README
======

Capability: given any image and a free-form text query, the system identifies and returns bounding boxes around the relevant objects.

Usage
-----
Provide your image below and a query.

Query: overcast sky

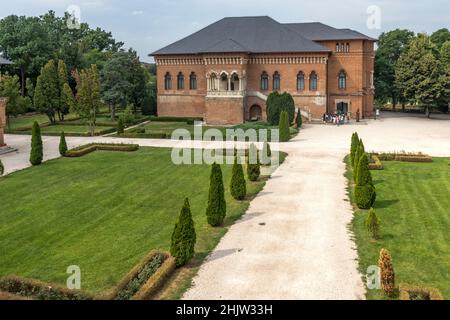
[1,0,449,62]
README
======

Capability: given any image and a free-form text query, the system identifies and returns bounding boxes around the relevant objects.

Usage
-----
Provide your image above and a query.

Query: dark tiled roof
[284,22,376,41]
[152,16,330,55]
[0,56,13,65]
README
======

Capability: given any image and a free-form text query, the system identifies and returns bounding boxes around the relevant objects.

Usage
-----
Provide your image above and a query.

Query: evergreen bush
[117,118,124,135]
[59,131,67,156]
[379,248,395,297]
[29,121,43,165]
[366,208,380,239]
[170,198,196,267]
[230,156,246,200]
[246,144,261,181]
[205,163,226,226]
[279,111,290,142]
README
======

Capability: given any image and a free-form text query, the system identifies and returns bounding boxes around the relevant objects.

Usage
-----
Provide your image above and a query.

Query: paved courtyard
[1,112,450,299]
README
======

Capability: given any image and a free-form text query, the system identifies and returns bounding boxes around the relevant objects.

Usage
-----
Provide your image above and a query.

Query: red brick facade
[154,40,374,124]
[0,98,6,146]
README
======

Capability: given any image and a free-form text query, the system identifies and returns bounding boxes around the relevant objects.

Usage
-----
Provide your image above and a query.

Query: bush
[356,153,373,186]
[368,154,383,170]
[0,159,4,176]
[117,118,124,135]
[353,140,365,180]
[230,156,246,200]
[278,111,290,142]
[261,141,271,165]
[350,132,359,167]
[266,92,295,125]
[206,163,226,226]
[378,248,395,297]
[170,198,196,267]
[296,108,303,128]
[366,208,380,239]
[246,144,261,181]
[355,184,377,209]
[29,121,43,165]
[59,131,67,156]
[120,106,135,125]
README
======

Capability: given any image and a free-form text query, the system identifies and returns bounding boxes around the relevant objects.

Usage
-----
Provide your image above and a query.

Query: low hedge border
[374,152,432,163]
[100,250,174,300]
[148,116,203,123]
[0,275,94,300]
[65,143,139,157]
[368,154,383,170]
[8,127,117,137]
[399,283,444,300]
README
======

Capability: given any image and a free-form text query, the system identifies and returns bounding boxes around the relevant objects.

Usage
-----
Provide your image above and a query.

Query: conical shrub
[378,248,395,297]
[261,141,272,165]
[296,108,302,129]
[59,131,67,156]
[0,159,4,176]
[246,143,260,181]
[350,132,359,167]
[356,153,373,186]
[230,156,246,200]
[353,139,365,181]
[354,153,376,209]
[366,208,380,239]
[206,163,226,226]
[30,121,43,165]
[170,198,196,267]
[279,111,290,142]
[117,118,124,135]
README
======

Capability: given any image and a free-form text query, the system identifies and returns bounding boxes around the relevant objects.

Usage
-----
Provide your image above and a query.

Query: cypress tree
[261,141,272,165]
[59,131,67,156]
[0,159,4,176]
[354,153,376,209]
[117,118,124,135]
[350,132,360,167]
[206,163,226,226]
[353,139,365,180]
[246,143,261,181]
[296,108,303,128]
[378,248,395,297]
[30,121,43,165]
[279,111,290,142]
[230,156,246,200]
[170,198,196,267]
[366,208,380,240]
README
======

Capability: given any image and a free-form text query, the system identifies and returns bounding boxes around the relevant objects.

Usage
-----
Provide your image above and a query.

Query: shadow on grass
[375,199,399,209]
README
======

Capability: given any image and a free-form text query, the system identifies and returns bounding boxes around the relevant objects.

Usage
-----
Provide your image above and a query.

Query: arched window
[273,71,280,91]
[340,43,345,52]
[297,72,305,91]
[189,72,197,90]
[209,73,218,91]
[309,72,318,91]
[164,72,172,90]
[336,43,340,52]
[338,71,347,89]
[260,71,269,91]
[177,72,184,90]
[346,43,350,52]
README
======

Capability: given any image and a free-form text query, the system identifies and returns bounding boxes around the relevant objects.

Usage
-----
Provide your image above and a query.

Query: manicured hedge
[8,127,117,137]
[375,152,432,163]
[65,143,139,157]
[399,283,444,300]
[0,275,93,300]
[368,155,383,170]
[101,250,174,300]
[148,116,203,123]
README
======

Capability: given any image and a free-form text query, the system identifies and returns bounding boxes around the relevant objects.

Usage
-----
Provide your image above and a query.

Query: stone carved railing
[206,90,246,98]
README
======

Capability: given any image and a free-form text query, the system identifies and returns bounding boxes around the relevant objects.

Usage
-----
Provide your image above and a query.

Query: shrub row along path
[2,112,450,299]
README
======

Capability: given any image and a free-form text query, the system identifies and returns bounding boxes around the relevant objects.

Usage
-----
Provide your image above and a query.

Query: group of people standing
[322,113,350,125]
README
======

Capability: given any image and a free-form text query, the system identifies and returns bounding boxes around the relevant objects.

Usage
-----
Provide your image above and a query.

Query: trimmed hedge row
[375,152,432,163]
[148,116,203,123]
[368,155,383,170]
[8,127,117,137]
[65,143,139,157]
[0,275,93,300]
[399,283,444,300]
[101,250,175,300]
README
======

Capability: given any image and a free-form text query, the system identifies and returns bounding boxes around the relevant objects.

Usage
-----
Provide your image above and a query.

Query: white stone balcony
[206,90,246,98]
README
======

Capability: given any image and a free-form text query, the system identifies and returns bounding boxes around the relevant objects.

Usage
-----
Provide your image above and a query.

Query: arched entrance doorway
[336,101,349,114]
[249,104,262,121]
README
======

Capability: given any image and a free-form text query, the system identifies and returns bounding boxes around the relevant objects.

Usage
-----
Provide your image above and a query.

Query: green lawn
[0,147,270,294]
[7,113,80,131]
[347,157,450,299]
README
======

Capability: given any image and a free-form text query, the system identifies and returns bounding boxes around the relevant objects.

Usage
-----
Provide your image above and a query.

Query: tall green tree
[0,75,29,130]
[29,121,43,165]
[56,60,70,121]
[395,34,446,117]
[230,156,246,200]
[430,28,450,51]
[34,60,59,123]
[374,29,414,109]
[69,65,101,136]
[206,163,226,226]
[170,198,196,267]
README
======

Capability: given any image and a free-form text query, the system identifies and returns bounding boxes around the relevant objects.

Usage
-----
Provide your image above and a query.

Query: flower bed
[0,275,93,300]
[102,250,175,300]
[399,283,444,300]
[64,143,139,157]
